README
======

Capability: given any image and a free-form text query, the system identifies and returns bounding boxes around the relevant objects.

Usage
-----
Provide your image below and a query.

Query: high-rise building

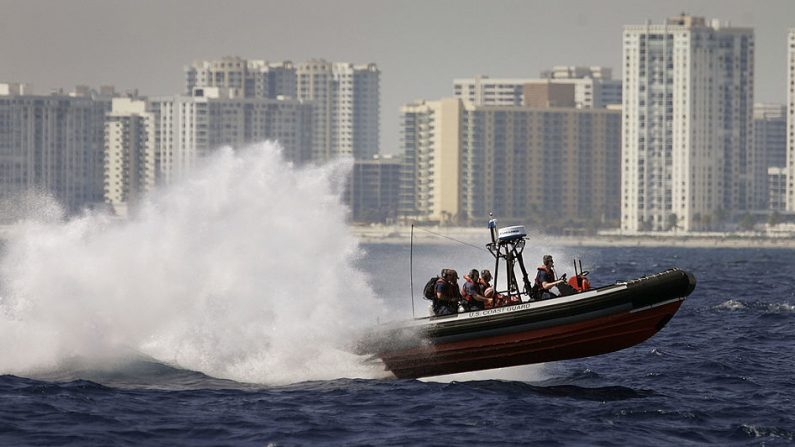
[187,57,380,162]
[540,66,614,80]
[346,155,401,223]
[787,29,795,211]
[622,15,754,232]
[769,167,787,211]
[0,84,112,216]
[453,76,528,106]
[399,98,621,226]
[755,104,788,168]
[104,98,156,216]
[753,103,786,210]
[297,60,380,161]
[453,67,622,109]
[523,83,576,108]
[540,66,623,108]
[150,88,313,185]
[185,57,296,99]
[398,98,462,223]
[459,104,621,226]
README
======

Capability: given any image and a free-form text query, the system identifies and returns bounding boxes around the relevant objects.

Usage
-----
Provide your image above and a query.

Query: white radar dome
[497,225,527,242]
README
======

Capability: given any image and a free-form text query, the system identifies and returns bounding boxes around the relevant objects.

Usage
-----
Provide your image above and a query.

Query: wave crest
[0,143,386,385]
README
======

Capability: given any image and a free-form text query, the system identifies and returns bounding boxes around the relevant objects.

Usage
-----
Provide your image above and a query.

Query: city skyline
[0,0,792,153]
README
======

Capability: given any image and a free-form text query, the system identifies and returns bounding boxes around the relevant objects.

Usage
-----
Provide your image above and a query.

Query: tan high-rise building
[398,98,462,223]
[458,104,621,226]
[523,83,576,108]
[399,98,621,226]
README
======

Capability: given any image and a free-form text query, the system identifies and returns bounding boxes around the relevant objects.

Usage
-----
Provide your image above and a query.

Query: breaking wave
[0,142,387,385]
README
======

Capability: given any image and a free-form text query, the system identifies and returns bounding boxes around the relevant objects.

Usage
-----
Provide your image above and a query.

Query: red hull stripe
[381,300,683,379]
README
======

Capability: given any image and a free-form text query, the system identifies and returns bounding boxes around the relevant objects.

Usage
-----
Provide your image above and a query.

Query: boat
[357,221,697,379]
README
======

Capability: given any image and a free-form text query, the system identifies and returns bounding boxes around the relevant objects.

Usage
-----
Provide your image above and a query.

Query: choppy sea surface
[1,243,793,446]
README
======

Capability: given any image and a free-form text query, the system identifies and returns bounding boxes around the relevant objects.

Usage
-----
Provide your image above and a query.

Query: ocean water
[1,144,793,446]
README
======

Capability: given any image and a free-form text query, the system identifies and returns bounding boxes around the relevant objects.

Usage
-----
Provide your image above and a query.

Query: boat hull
[361,269,696,379]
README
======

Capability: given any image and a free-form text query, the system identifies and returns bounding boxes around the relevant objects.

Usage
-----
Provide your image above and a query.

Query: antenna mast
[486,215,533,302]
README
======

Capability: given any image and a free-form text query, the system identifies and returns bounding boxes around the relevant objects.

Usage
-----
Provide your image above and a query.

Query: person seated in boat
[534,255,567,300]
[478,269,501,308]
[461,269,492,311]
[479,269,521,307]
[479,269,494,299]
[434,269,462,316]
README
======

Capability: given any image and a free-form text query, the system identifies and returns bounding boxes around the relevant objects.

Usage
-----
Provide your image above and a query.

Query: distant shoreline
[1,224,792,250]
[350,225,795,249]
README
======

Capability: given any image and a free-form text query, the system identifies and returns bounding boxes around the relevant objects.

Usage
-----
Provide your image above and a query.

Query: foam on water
[0,142,387,385]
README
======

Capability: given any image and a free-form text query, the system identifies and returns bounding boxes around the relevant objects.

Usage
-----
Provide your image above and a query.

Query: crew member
[434,269,461,316]
[461,269,492,311]
[479,269,494,299]
[534,255,566,300]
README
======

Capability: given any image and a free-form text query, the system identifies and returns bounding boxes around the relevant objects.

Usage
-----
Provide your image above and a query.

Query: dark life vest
[530,265,555,300]
[535,265,555,286]
[435,278,460,303]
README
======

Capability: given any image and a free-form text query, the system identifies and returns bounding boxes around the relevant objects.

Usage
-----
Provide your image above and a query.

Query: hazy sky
[1,0,792,153]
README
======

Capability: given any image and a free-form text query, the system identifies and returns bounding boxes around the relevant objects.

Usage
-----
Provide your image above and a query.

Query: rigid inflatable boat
[358,222,697,379]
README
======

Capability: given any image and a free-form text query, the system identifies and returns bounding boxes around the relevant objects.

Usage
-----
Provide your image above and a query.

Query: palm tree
[666,213,680,232]
[739,212,755,231]
[768,211,782,227]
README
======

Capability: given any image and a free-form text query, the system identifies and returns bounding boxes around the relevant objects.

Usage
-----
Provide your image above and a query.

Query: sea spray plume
[0,188,64,225]
[0,142,386,384]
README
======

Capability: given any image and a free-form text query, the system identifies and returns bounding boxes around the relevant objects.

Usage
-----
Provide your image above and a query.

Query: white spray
[0,142,387,385]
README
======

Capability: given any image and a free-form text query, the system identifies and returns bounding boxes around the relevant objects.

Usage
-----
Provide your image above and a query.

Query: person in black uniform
[534,255,566,300]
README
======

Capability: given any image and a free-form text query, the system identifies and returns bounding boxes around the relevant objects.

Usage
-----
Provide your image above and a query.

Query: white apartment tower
[622,15,754,232]
[185,57,297,99]
[104,98,156,216]
[150,89,313,185]
[187,57,380,162]
[0,84,112,215]
[297,60,380,161]
[787,29,795,211]
[453,76,528,106]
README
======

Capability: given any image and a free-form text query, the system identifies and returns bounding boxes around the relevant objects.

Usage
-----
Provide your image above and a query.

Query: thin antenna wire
[410,224,415,318]
[413,226,490,253]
